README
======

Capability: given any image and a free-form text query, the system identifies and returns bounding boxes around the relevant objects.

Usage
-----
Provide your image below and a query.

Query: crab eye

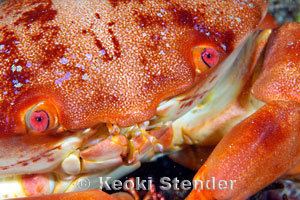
[25,101,58,134]
[201,48,219,68]
[192,46,220,73]
[29,110,49,132]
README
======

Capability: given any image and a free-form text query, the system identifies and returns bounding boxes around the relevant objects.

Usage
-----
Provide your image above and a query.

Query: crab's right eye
[28,110,50,132]
[201,48,220,68]
[192,45,221,73]
[25,102,58,134]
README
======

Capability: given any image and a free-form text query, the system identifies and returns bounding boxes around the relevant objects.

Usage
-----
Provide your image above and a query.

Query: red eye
[201,48,220,68]
[29,110,49,132]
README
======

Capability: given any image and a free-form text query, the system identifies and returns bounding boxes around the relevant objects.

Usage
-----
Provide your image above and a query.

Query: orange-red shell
[189,101,300,200]
[0,0,267,133]
[253,23,300,103]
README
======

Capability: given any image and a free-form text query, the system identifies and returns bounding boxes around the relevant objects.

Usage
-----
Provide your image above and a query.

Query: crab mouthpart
[0,133,81,177]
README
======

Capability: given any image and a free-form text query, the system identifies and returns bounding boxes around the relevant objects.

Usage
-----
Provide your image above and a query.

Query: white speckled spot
[86,53,93,61]
[159,50,166,55]
[60,57,69,65]
[99,50,106,56]
[82,73,90,81]
[14,83,23,88]
[55,72,72,86]
[26,62,32,68]
[235,17,241,23]
[16,65,23,72]
[11,65,16,72]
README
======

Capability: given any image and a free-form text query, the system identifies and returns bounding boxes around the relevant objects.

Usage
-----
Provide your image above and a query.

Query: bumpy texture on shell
[253,22,300,103]
[0,0,267,132]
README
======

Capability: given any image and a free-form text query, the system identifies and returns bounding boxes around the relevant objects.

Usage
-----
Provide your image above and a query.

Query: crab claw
[252,22,300,103]
[21,174,54,197]
[0,134,81,176]
[187,101,300,200]
[80,135,128,173]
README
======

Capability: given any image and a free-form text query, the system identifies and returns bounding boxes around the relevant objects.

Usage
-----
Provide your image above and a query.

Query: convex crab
[0,0,299,199]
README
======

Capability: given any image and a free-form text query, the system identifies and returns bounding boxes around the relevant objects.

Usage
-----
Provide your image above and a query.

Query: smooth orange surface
[188,101,300,200]
[17,190,118,200]
[258,13,278,29]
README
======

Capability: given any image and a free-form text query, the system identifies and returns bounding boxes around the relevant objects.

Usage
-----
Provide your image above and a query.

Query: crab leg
[187,101,300,200]
[188,22,300,200]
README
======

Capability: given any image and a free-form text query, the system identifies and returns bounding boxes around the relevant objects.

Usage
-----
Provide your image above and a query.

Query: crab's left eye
[192,46,221,73]
[25,101,58,134]
[29,110,49,132]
